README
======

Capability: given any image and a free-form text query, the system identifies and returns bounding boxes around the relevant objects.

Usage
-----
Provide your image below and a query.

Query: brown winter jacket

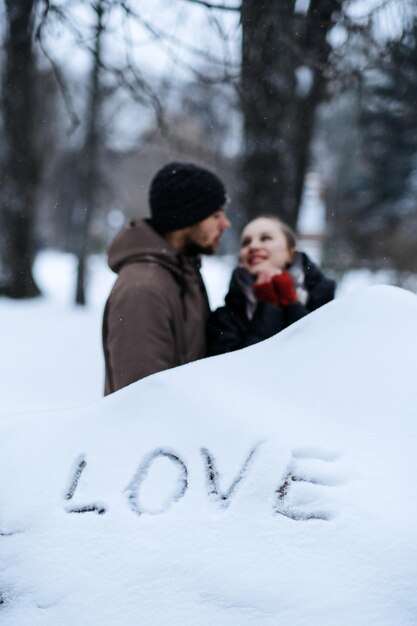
[103,220,210,395]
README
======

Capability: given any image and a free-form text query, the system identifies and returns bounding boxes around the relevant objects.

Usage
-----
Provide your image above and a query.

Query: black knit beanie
[149,162,227,234]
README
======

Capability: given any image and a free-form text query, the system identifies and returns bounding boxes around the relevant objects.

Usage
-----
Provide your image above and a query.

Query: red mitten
[253,279,281,305]
[271,271,298,306]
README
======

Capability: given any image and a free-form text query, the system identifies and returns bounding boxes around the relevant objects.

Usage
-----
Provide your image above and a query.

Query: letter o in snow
[125,449,188,516]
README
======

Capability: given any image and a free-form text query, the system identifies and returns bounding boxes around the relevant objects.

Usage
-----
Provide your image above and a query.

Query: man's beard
[183,240,217,256]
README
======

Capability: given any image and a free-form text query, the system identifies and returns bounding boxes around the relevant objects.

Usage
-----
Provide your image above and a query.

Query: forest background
[0,0,417,304]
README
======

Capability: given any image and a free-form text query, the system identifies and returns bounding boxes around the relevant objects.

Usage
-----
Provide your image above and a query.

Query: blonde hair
[241,215,297,251]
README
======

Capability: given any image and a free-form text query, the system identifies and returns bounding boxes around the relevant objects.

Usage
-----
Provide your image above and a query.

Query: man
[103,161,230,394]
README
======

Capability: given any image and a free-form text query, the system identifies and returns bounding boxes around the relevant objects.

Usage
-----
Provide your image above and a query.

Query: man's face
[184,209,231,255]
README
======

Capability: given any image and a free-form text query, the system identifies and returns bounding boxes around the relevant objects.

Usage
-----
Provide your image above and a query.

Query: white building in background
[296,171,327,264]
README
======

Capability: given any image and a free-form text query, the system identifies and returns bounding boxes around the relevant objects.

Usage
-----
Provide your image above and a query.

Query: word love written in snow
[64,445,337,522]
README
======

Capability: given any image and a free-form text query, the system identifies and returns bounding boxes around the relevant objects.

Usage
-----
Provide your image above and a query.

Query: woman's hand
[253,267,281,305]
[253,270,298,306]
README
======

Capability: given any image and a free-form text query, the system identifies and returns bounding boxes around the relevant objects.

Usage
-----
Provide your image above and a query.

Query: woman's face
[240,217,293,275]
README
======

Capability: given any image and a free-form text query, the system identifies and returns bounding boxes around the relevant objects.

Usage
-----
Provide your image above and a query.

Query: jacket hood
[108,219,181,276]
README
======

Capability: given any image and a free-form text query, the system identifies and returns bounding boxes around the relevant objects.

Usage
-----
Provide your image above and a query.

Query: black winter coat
[208,252,335,356]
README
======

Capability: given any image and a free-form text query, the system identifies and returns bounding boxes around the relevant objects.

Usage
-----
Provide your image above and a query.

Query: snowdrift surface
[1,285,417,626]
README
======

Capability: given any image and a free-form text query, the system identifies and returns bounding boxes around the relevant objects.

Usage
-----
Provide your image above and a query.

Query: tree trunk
[74,0,105,306]
[240,0,343,229]
[292,0,343,213]
[0,0,41,298]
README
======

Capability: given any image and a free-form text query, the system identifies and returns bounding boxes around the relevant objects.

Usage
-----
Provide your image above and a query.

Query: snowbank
[1,285,417,625]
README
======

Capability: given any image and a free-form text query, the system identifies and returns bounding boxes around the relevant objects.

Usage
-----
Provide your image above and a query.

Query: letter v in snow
[200,445,261,508]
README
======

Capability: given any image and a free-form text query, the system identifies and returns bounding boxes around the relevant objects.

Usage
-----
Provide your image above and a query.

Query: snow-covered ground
[0,258,416,624]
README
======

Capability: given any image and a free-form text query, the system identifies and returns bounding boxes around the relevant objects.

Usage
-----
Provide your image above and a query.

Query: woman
[208,216,335,355]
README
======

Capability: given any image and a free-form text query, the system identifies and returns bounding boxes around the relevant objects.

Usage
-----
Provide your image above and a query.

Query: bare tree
[73,0,106,305]
[180,0,414,231]
[0,0,41,298]
[35,0,170,304]
[239,0,343,229]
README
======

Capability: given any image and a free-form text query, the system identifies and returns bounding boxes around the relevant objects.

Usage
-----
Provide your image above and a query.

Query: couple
[103,162,335,395]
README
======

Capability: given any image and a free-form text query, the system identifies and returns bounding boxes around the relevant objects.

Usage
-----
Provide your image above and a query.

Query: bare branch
[117,0,239,85]
[347,0,415,21]
[119,0,239,69]
[35,2,81,133]
[175,0,241,12]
